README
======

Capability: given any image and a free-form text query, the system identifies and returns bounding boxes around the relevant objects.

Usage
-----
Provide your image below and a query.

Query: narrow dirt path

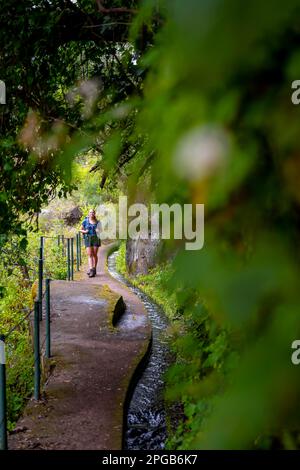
[9,243,151,450]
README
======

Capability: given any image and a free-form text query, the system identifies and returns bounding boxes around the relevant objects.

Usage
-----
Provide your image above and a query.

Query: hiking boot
[89,267,96,278]
[86,269,90,275]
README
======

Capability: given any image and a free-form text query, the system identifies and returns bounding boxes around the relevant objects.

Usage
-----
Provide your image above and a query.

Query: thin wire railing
[0,231,84,450]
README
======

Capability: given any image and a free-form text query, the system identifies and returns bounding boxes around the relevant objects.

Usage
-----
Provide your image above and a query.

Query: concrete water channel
[108,251,171,450]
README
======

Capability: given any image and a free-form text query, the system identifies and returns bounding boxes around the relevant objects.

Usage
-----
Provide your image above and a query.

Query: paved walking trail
[9,243,151,450]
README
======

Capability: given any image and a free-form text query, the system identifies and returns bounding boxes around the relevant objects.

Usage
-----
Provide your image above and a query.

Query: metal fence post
[0,335,7,451]
[38,236,44,321]
[71,238,74,280]
[61,234,65,257]
[67,238,70,281]
[79,232,82,265]
[76,234,80,271]
[34,301,40,400]
[57,235,60,247]
[45,279,51,359]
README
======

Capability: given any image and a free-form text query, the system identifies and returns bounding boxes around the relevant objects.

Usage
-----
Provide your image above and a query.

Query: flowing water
[107,251,170,450]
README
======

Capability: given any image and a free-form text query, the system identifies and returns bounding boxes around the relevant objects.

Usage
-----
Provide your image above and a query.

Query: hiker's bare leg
[92,246,99,271]
[86,247,94,269]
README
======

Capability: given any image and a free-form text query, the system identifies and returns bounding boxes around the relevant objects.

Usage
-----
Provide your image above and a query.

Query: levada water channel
[107,250,172,450]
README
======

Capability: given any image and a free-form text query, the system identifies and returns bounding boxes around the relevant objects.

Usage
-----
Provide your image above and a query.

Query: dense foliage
[113,1,300,449]
[0,0,146,241]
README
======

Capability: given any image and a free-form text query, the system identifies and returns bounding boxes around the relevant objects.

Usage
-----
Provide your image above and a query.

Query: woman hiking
[80,209,101,278]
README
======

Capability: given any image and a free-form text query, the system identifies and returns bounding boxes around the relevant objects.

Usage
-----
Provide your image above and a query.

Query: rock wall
[126,237,161,275]
[63,206,83,226]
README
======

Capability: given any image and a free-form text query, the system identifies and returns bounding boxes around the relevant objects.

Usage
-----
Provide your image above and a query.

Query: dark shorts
[84,235,101,248]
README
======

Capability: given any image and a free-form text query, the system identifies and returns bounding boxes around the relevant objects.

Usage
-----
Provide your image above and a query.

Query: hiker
[80,209,101,278]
